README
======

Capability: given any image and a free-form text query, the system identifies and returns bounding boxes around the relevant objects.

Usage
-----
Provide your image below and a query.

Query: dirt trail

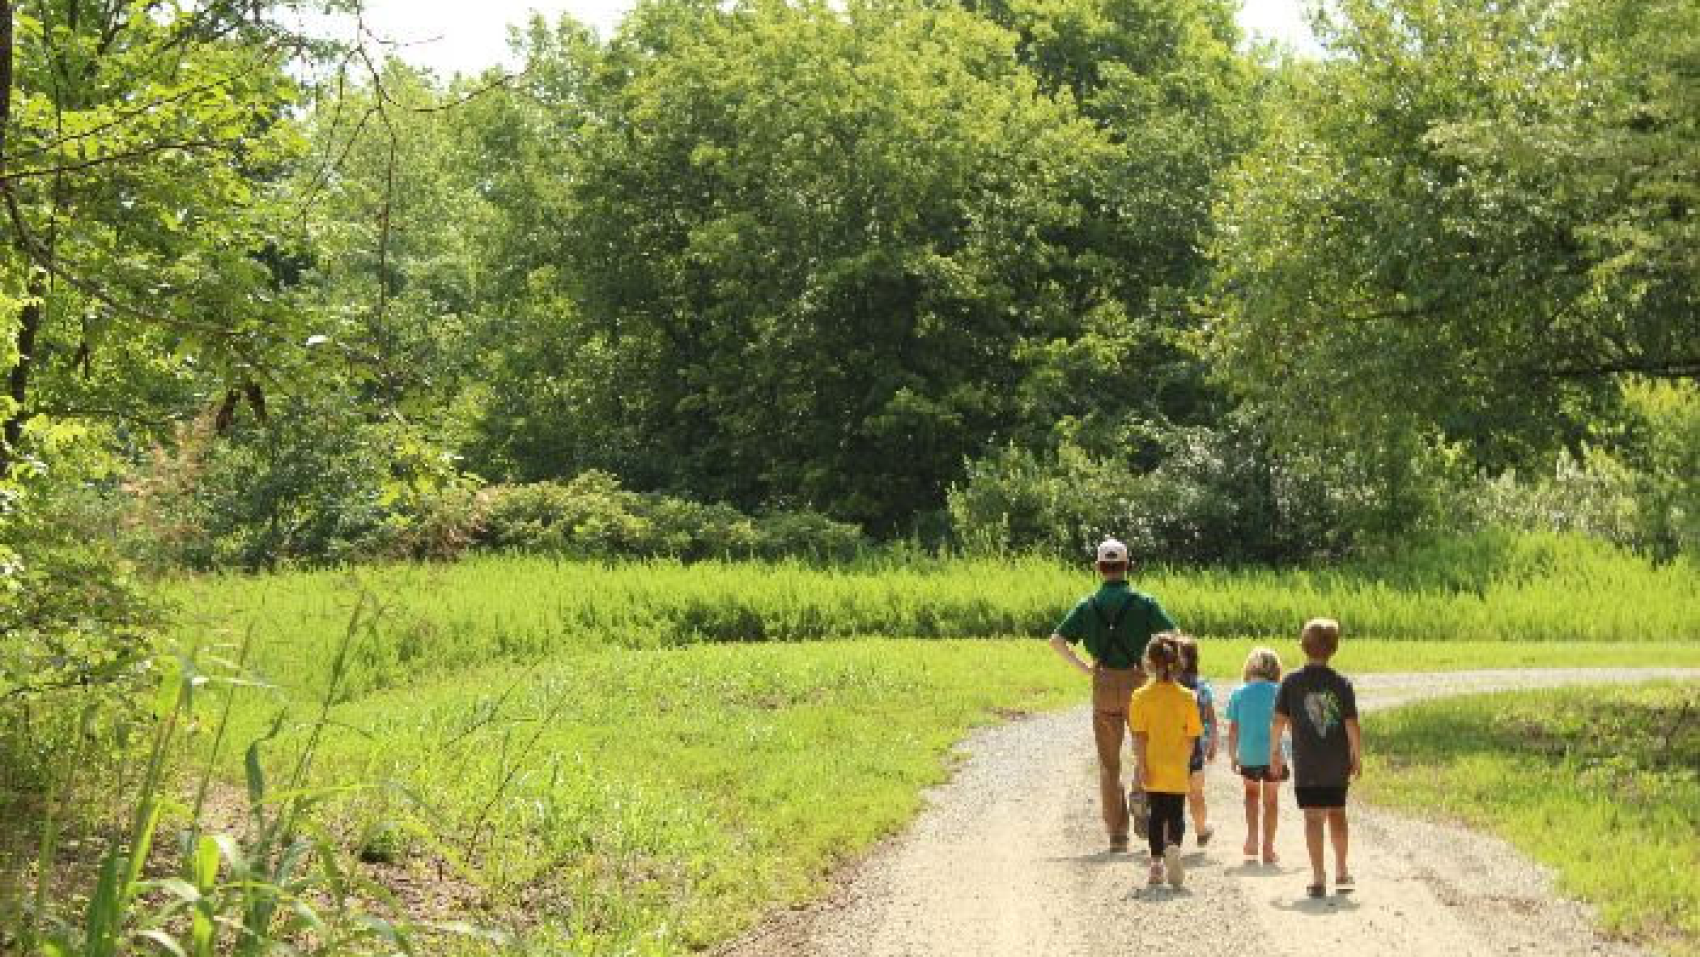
[719,668,1697,957]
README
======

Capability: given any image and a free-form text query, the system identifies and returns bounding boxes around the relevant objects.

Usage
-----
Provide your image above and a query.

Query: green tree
[1209,0,1700,480]
[0,1,349,477]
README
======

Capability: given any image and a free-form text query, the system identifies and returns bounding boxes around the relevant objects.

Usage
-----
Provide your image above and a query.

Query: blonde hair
[1242,646,1283,682]
[1145,633,1182,683]
[1300,618,1341,659]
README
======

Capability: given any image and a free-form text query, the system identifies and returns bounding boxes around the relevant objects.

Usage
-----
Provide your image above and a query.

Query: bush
[0,452,159,830]
[947,419,1348,564]
[475,472,867,562]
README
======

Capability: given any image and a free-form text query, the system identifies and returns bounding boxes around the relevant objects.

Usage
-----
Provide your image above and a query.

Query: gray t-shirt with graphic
[1273,664,1358,788]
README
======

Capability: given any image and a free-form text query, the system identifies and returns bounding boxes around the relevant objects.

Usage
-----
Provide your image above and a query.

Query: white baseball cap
[1096,538,1129,563]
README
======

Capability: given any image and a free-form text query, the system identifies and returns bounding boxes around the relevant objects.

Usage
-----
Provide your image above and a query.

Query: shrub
[476,473,866,562]
[947,420,1348,564]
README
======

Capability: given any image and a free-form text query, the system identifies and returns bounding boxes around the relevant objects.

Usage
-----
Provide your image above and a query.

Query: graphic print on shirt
[1302,690,1344,739]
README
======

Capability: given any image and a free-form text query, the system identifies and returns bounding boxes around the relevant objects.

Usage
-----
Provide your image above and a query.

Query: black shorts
[1294,785,1348,809]
[1239,765,1289,783]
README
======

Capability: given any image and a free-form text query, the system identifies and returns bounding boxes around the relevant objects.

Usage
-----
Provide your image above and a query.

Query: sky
[340,0,1321,77]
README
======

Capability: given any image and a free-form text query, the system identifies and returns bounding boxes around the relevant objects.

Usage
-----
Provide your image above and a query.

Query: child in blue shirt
[1175,636,1217,846]
[1225,646,1287,863]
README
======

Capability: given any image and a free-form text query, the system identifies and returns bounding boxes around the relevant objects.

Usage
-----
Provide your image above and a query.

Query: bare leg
[1242,778,1260,856]
[1261,782,1281,862]
[1188,770,1210,836]
[1328,808,1350,880]
[1304,809,1327,888]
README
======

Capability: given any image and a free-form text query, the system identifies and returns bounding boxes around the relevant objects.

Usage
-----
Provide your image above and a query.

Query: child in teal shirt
[1225,646,1287,863]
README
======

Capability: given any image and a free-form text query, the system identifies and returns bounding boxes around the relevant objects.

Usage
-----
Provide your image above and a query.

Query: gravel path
[718,668,1698,957]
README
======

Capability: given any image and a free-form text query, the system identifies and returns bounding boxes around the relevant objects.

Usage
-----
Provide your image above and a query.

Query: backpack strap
[1090,592,1143,665]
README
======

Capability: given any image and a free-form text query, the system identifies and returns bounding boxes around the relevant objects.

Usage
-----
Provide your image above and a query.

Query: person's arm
[1227,719,1241,773]
[1203,699,1219,762]
[1270,713,1289,779]
[1342,677,1361,778]
[1132,731,1150,788]
[1048,633,1094,677]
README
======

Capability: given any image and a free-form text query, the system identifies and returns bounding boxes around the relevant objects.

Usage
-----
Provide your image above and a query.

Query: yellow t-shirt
[1129,680,1203,794]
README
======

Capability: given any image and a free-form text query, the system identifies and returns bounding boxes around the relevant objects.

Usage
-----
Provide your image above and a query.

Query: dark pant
[1147,792,1186,857]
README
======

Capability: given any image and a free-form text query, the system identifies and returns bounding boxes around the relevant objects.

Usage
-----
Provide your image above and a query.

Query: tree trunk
[0,1,17,480]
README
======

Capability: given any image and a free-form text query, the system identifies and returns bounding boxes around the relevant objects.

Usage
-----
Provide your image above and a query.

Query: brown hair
[1174,634,1200,678]
[1145,633,1182,683]
[1242,646,1283,682]
[1300,618,1341,659]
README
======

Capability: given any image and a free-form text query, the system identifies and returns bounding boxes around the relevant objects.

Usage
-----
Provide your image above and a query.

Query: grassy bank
[1363,685,1700,955]
[219,639,1081,952]
[165,533,1700,699]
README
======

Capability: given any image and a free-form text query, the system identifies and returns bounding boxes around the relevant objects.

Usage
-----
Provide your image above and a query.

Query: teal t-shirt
[1226,679,1279,767]
[1053,581,1177,669]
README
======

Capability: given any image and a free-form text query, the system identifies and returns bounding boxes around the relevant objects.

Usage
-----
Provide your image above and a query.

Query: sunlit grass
[1363,685,1700,956]
[163,534,1700,701]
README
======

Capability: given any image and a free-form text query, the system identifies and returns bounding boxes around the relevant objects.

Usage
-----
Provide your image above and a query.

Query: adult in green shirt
[1048,538,1179,852]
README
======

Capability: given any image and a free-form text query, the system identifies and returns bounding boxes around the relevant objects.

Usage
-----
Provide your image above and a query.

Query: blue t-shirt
[1226,679,1280,768]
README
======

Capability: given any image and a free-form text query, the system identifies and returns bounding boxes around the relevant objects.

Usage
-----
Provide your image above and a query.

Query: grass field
[34,539,1695,953]
[164,532,1700,701]
[191,632,1700,954]
[1363,685,1700,956]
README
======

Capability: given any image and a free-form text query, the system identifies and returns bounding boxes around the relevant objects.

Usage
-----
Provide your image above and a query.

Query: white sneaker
[1164,843,1185,887]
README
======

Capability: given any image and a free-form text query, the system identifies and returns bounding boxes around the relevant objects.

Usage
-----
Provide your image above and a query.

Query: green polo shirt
[1054,580,1177,669]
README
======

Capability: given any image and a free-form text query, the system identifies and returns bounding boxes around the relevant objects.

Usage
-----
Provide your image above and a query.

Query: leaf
[244,739,267,808]
[138,929,189,957]
[144,878,202,903]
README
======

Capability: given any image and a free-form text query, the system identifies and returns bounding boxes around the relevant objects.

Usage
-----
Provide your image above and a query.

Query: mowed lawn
[1362,685,1700,956]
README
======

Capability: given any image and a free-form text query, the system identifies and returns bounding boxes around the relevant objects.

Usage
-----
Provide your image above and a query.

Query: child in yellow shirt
[1129,633,1202,887]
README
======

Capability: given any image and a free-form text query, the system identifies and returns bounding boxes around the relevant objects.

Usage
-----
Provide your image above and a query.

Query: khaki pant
[1092,665,1147,841]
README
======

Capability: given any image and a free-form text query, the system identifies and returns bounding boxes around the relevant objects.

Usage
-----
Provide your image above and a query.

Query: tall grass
[6,598,502,957]
[163,531,1700,700]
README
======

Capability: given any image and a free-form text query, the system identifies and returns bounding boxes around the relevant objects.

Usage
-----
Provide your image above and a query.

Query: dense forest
[2,0,1697,684]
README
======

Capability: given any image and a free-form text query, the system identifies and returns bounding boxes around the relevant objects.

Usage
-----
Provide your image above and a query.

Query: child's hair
[1242,646,1283,682]
[1174,634,1200,677]
[1300,618,1341,659]
[1145,633,1182,682]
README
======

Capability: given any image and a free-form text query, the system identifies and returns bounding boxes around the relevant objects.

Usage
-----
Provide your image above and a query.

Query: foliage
[0,436,158,807]
[123,401,470,571]
[1458,381,1700,559]
[474,0,1253,530]
[4,598,505,956]
[476,471,865,561]
[1364,685,1700,953]
[0,1,346,478]
[1208,0,1700,483]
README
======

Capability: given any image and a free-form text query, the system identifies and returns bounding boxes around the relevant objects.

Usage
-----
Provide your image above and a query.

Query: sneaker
[1164,843,1185,887]
[1147,861,1165,886]
[1108,836,1129,853]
